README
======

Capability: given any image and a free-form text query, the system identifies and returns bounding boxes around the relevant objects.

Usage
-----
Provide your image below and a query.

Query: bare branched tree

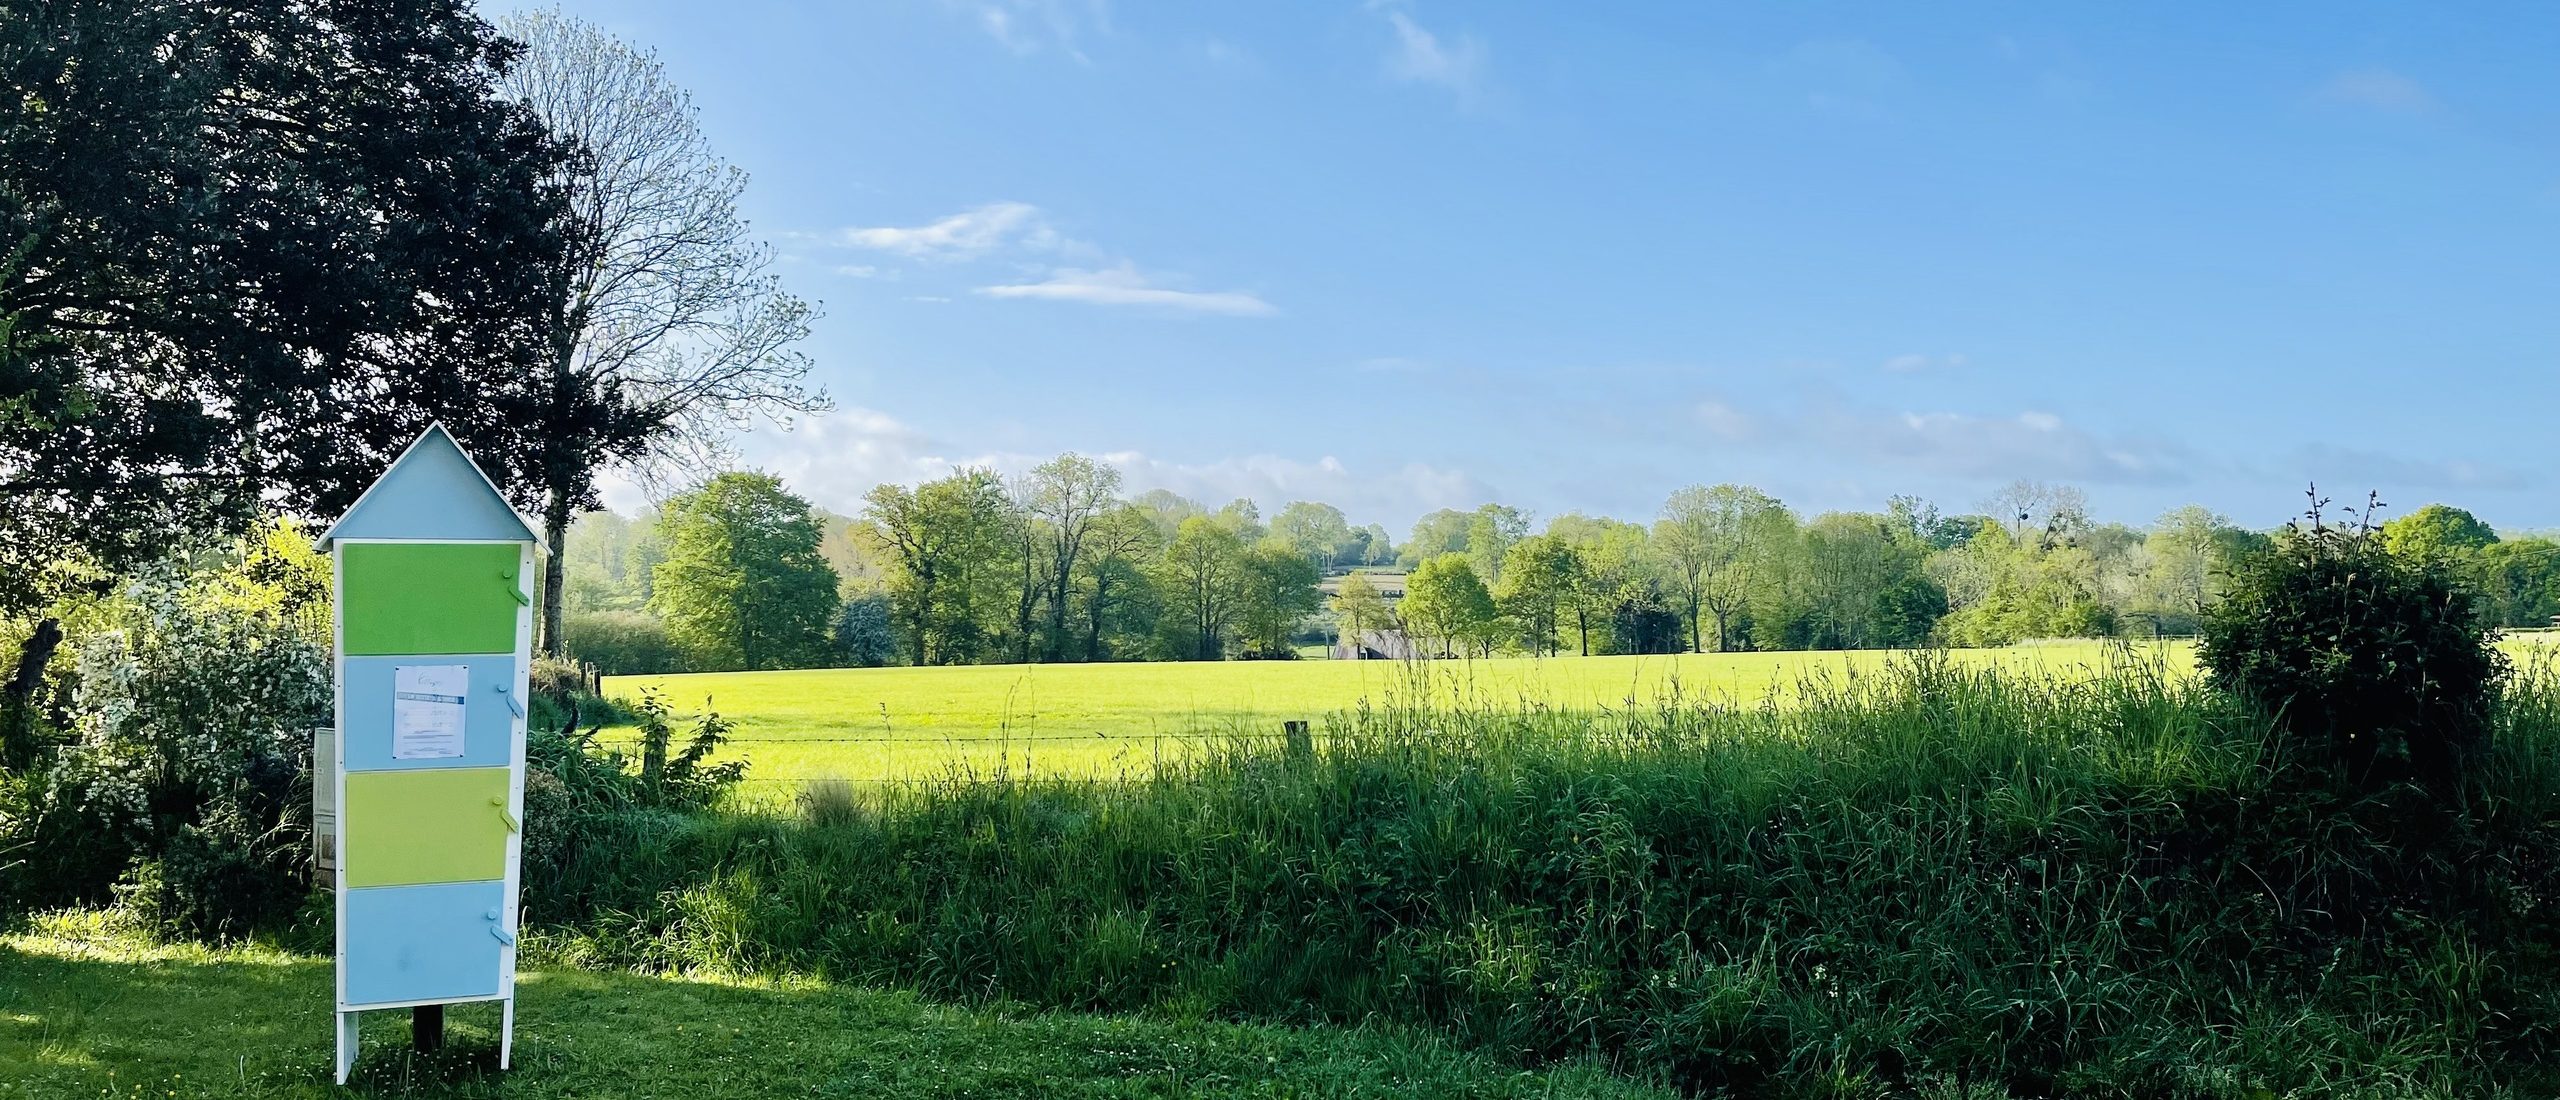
[499,8,828,654]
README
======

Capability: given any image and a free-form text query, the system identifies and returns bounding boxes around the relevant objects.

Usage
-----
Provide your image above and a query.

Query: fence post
[1284,720,1313,765]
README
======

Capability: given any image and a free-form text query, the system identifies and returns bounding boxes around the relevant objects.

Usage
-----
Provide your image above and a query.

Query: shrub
[564,610,685,675]
[799,775,863,828]
[831,593,899,668]
[11,548,329,935]
[2201,491,2506,791]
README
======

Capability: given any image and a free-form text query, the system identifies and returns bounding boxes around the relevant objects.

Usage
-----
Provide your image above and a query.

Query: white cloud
[820,204,1267,315]
[1671,390,2191,486]
[1826,404,2188,484]
[1695,400,1757,441]
[977,264,1276,316]
[714,407,1484,530]
[2016,410,2064,432]
[2318,68,2434,114]
[1100,450,1489,526]
[1376,4,1486,102]
[954,0,1108,62]
[836,201,1053,259]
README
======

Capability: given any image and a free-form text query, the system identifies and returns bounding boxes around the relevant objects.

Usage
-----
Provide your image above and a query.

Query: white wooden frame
[330,535,532,1082]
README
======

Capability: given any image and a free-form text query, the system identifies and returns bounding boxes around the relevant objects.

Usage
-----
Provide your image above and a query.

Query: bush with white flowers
[11,523,332,936]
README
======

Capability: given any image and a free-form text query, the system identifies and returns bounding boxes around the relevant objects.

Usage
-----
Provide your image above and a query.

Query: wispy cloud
[697,406,1484,530]
[835,201,1054,260]
[2318,68,2434,114]
[1374,2,1487,103]
[2283,443,2532,492]
[1770,39,1905,118]
[1816,403,2189,484]
[1694,400,1758,442]
[952,0,1109,63]
[822,202,1270,316]
[977,264,1276,316]
[1678,390,2193,485]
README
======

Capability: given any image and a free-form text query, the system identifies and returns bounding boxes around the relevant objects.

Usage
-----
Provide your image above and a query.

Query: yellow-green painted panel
[341,543,523,656]
[343,768,512,888]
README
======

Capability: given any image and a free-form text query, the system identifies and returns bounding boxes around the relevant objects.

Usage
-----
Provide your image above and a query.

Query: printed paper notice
[392,665,468,760]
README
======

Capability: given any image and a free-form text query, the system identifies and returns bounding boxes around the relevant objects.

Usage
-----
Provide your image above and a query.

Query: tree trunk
[540,484,571,658]
[1,617,64,772]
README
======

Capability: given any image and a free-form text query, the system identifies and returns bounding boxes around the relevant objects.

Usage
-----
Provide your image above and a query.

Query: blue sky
[515,1,2560,536]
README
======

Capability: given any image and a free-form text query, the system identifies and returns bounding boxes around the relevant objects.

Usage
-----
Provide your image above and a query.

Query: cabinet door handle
[489,925,516,947]
[501,570,531,606]
[490,682,524,718]
[491,796,520,833]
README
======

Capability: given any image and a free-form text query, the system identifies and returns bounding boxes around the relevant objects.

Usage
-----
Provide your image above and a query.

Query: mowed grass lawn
[605,642,2193,789]
[0,913,1662,1099]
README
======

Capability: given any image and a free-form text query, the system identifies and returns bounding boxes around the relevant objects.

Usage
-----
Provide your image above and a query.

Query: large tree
[1329,572,1395,656]
[2,0,577,740]
[1403,554,1497,658]
[1024,454,1122,661]
[1077,504,1162,661]
[1495,535,1581,657]
[2379,504,2499,564]
[648,472,840,671]
[1158,517,1246,660]
[1236,544,1322,657]
[1655,484,1791,652]
[1270,501,1353,570]
[497,9,825,657]
[864,470,1013,666]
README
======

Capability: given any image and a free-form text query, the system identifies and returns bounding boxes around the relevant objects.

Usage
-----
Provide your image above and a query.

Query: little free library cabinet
[315,424,536,1082]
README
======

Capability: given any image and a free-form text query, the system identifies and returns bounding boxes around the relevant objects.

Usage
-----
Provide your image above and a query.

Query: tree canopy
[650,472,840,671]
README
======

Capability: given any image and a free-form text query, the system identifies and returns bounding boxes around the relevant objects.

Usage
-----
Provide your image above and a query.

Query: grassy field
[605,642,2192,787]
[0,911,1664,1099]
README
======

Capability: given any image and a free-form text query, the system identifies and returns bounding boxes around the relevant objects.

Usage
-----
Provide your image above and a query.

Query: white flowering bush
[9,522,331,937]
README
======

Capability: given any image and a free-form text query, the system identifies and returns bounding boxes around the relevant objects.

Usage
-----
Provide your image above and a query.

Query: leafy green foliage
[2379,504,2500,563]
[832,592,901,667]
[1403,553,1498,657]
[1156,517,1247,660]
[562,609,685,675]
[1234,544,1320,658]
[650,472,840,671]
[2,524,330,933]
[0,0,578,614]
[2202,494,2507,790]
[522,659,2560,1097]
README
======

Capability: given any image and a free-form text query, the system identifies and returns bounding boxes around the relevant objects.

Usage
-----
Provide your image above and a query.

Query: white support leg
[500,997,515,1070]
[334,1010,358,1084]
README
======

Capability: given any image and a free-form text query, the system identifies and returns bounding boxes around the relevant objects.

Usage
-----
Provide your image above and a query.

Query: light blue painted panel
[340,656,519,771]
[325,427,534,544]
[343,881,508,1005]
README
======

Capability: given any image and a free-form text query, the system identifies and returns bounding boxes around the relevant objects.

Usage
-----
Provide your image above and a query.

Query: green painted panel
[344,768,512,888]
[342,543,523,655]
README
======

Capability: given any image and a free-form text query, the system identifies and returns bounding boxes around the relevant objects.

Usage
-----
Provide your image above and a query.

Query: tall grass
[525,651,2560,1098]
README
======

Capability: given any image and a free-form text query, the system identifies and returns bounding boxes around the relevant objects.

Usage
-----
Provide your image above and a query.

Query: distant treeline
[559,461,2560,675]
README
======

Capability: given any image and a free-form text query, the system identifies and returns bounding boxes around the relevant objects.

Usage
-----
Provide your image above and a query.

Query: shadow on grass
[0,926,1664,1099]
